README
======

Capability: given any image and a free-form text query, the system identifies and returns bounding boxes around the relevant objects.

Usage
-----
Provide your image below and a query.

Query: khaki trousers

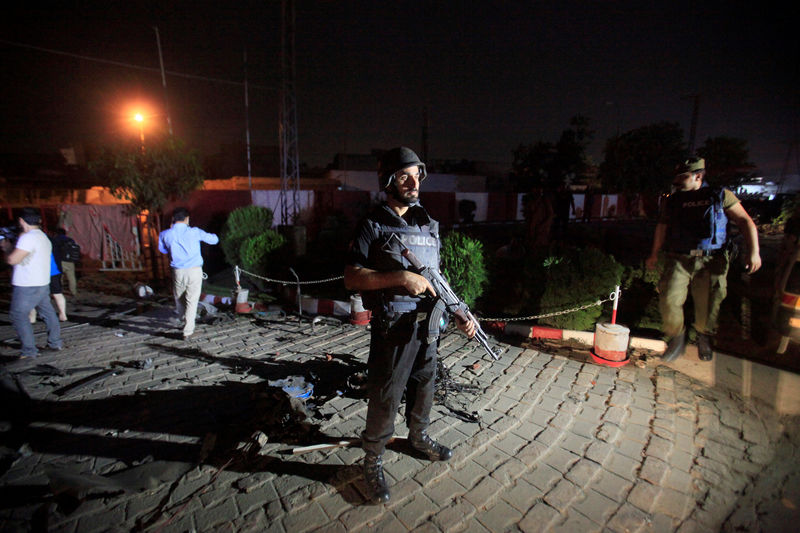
[173,266,203,337]
[658,251,730,339]
[61,261,77,296]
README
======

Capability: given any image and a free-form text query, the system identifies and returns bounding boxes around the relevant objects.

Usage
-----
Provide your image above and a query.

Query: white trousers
[173,266,203,337]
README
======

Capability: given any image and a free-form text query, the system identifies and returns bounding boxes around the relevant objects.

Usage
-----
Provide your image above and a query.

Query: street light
[133,112,145,153]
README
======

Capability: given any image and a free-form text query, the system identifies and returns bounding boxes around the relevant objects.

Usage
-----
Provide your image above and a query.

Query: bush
[521,243,623,331]
[221,206,275,267]
[440,232,488,308]
[618,263,662,332]
[240,231,287,276]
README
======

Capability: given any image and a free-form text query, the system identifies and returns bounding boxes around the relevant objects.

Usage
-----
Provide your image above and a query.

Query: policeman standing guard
[344,147,476,503]
[646,157,761,362]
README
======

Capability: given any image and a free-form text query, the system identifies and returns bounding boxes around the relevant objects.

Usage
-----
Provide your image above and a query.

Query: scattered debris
[268,376,314,399]
[435,360,483,424]
[291,439,359,455]
[53,369,120,397]
[197,301,218,317]
[345,372,367,393]
[133,283,154,298]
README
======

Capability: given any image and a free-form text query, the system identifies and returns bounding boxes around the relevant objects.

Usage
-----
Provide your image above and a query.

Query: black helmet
[377,147,427,190]
[675,157,705,175]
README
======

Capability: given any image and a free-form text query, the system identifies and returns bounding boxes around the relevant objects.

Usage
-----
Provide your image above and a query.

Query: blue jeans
[10,285,62,357]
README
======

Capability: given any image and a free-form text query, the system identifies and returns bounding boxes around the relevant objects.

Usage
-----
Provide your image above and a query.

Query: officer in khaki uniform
[646,157,761,361]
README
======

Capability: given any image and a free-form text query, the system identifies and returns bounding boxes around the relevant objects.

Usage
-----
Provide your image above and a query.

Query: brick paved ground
[1,289,799,532]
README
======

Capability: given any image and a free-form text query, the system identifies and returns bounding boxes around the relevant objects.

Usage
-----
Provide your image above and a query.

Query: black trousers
[361,312,438,455]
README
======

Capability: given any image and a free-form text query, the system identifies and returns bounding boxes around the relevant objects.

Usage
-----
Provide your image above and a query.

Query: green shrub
[521,244,623,331]
[221,206,275,267]
[240,231,287,276]
[618,263,662,332]
[440,232,488,308]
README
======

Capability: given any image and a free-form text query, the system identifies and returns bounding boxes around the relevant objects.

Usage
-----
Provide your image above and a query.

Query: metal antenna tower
[681,93,701,153]
[279,0,300,225]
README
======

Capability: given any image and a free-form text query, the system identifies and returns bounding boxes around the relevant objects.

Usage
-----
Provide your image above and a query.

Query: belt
[385,301,419,313]
[669,248,723,257]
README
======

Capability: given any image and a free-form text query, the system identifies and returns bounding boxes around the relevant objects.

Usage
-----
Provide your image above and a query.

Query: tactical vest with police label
[360,205,440,314]
[664,185,728,253]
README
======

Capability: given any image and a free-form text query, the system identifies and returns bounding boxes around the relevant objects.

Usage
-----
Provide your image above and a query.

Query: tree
[598,121,686,195]
[89,137,206,279]
[512,116,594,191]
[697,136,755,187]
[89,137,205,215]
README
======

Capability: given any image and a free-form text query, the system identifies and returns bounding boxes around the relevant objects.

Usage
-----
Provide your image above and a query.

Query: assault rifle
[389,234,501,360]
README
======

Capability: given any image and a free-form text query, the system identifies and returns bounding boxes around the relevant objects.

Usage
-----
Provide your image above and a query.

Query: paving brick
[337,494,385,530]
[194,497,241,530]
[413,460,451,486]
[616,437,646,460]
[383,455,424,482]
[490,456,527,485]
[603,405,628,426]
[367,510,409,532]
[572,488,619,526]
[463,474,505,510]
[450,462,490,490]
[423,475,468,504]
[544,446,581,473]
[518,502,562,533]
[430,499,477,531]
[627,480,661,513]
[645,435,674,461]
[544,478,582,512]
[565,458,602,488]
[639,456,669,485]
[524,463,563,492]
[476,499,524,532]
[493,431,528,457]
[472,444,512,472]
[590,470,634,503]
[596,422,622,444]
[535,426,564,446]
[394,493,436,530]
[607,502,648,533]
[501,478,543,513]
[550,509,602,533]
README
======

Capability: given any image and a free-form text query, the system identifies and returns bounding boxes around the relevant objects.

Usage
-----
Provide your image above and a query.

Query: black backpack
[63,238,81,262]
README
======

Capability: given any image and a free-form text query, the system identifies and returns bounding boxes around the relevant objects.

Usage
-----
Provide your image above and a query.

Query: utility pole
[681,93,701,153]
[243,47,253,189]
[422,107,430,163]
[153,26,173,136]
[279,0,300,226]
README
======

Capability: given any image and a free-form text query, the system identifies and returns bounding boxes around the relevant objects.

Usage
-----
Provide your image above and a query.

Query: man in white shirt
[1,208,62,358]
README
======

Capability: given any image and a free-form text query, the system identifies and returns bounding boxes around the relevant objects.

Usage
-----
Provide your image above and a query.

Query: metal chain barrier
[480,288,620,322]
[235,265,343,286]
[235,264,621,325]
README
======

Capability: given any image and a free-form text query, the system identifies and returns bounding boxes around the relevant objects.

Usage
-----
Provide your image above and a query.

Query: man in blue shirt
[158,207,219,339]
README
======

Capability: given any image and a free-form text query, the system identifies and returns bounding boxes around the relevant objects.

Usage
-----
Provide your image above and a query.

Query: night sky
[1,1,797,177]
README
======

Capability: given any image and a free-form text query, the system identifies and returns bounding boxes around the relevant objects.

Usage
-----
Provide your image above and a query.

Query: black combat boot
[696,333,714,361]
[409,431,453,461]
[363,452,390,503]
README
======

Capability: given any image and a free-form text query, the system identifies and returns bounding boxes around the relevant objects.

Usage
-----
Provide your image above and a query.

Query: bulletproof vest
[360,205,440,314]
[664,185,728,252]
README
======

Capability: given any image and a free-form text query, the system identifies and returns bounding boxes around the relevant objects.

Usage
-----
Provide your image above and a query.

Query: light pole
[134,113,145,153]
